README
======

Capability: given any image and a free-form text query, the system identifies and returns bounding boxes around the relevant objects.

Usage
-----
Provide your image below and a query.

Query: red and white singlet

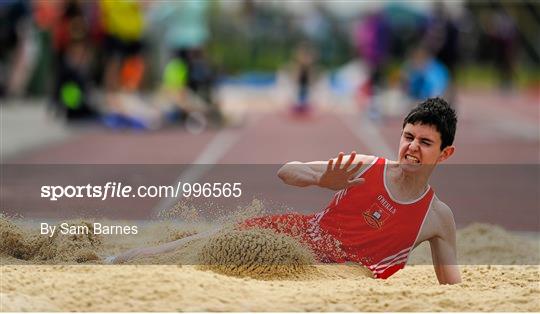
[312,157,435,278]
[241,157,434,279]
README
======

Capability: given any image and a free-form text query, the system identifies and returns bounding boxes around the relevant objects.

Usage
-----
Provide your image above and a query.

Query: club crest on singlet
[363,195,397,229]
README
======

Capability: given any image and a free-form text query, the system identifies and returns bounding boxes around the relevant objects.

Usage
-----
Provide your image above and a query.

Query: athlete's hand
[318,151,365,191]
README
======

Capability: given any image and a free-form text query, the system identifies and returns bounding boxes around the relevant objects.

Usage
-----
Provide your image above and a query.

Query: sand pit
[1,218,539,312]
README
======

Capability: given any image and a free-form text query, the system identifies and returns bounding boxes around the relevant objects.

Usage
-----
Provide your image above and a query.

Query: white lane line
[152,130,242,215]
[152,114,260,215]
[338,111,394,159]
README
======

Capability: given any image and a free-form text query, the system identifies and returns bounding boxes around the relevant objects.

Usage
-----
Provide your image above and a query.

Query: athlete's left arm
[429,201,462,285]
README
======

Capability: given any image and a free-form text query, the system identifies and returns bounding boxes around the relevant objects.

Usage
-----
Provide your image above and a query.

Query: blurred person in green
[51,0,97,120]
[147,0,221,124]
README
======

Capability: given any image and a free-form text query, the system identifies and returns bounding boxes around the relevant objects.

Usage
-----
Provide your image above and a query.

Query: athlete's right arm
[277,152,374,190]
[429,201,462,285]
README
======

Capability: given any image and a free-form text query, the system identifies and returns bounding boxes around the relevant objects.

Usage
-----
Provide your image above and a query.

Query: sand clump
[34,221,101,263]
[0,218,102,263]
[0,217,39,260]
[197,228,318,280]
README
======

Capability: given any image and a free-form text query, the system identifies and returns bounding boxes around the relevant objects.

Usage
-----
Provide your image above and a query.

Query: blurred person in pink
[354,11,390,121]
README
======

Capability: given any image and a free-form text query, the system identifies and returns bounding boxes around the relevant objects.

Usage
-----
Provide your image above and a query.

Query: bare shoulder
[418,196,456,244]
[431,197,454,220]
[429,196,457,238]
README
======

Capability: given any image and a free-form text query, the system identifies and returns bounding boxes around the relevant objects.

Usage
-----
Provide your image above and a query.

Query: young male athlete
[110,97,461,285]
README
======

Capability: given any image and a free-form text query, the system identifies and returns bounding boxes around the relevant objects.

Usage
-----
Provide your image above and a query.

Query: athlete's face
[398,123,454,172]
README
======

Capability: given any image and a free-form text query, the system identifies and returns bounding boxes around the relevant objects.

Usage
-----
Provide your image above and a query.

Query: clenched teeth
[406,155,420,163]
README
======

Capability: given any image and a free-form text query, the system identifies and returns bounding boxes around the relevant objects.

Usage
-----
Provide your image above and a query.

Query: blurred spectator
[425,2,459,104]
[383,4,428,61]
[404,45,449,102]
[51,0,97,120]
[298,3,332,66]
[292,42,317,114]
[100,0,145,94]
[479,8,518,90]
[240,0,263,68]
[0,0,36,97]
[354,11,390,120]
[148,0,211,96]
[354,11,389,90]
[97,0,162,129]
[148,0,222,125]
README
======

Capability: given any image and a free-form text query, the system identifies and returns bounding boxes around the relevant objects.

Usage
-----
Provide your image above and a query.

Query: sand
[1,216,539,312]
[0,218,101,264]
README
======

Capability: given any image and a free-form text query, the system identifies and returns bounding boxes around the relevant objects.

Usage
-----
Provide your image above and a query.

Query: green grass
[456,64,540,89]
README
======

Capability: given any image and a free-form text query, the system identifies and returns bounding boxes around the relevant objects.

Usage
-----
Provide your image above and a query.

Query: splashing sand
[157,199,267,226]
[0,217,39,260]
[0,218,101,263]
[197,228,317,280]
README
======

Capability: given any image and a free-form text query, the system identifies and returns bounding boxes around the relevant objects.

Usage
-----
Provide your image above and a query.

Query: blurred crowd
[0,0,538,127]
[1,0,220,130]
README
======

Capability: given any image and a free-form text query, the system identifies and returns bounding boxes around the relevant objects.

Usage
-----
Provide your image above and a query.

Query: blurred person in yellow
[100,0,145,94]
[98,0,163,129]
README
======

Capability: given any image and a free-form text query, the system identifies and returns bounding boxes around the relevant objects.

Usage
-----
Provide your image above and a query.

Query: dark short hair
[402,97,457,149]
